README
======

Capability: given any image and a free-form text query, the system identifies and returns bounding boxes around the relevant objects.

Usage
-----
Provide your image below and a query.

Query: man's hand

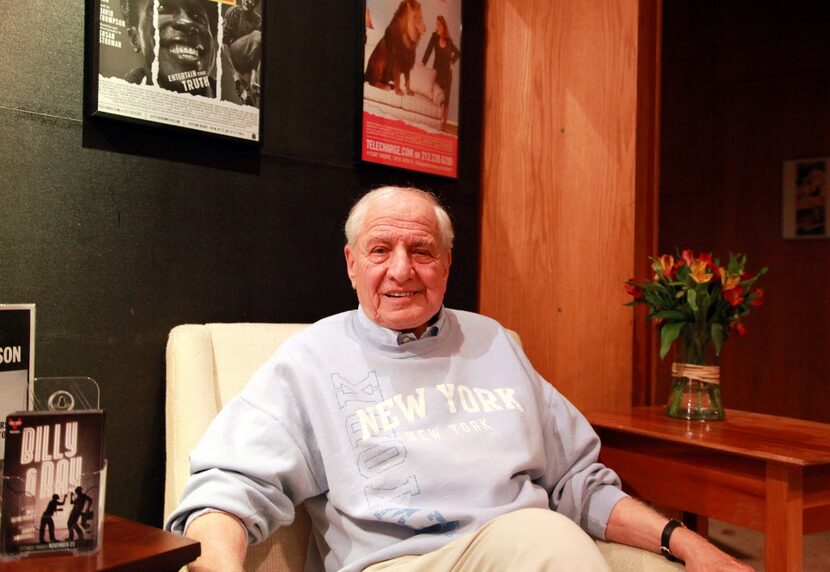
[669,526,753,572]
[605,497,753,571]
[185,512,248,572]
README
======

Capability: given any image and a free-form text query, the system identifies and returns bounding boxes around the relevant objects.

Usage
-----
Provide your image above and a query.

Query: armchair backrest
[165,323,311,572]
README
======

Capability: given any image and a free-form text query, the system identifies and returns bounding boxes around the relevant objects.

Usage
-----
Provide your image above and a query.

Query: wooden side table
[587,406,830,572]
[0,514,200,571]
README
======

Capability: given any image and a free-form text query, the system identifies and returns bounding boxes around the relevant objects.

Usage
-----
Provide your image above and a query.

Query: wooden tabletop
[0,514,200,571]
[587,406,830,466]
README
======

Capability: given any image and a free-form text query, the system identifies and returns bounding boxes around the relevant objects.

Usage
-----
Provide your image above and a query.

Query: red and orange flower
[625,250,767,361]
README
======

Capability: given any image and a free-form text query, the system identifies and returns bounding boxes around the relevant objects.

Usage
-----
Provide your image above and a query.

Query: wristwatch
[660,519,685,563]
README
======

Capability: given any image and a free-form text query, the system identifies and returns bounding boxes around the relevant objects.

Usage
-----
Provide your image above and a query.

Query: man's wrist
[660,518,686,563]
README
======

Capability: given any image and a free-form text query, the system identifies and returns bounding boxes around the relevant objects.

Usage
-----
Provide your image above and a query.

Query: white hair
[344,186,455,250]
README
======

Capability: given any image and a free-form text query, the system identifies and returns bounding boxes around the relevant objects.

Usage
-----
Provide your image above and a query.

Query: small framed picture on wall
[782,156,830,239]
[86,0,264,142]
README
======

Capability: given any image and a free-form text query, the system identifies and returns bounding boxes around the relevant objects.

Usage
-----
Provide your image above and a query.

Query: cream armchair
[164,323,684,572]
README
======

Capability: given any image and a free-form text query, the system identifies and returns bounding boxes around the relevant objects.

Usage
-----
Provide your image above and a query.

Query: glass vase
[666,333,725,421]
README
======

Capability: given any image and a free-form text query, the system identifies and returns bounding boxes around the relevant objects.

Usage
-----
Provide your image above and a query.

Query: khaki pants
[364,508,612,572]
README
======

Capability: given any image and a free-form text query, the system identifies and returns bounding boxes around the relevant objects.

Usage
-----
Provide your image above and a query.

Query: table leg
[682,512,708,538]
[765,463,803,572]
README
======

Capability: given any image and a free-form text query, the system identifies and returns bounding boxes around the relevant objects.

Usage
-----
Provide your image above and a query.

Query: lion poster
[362,0,462,178]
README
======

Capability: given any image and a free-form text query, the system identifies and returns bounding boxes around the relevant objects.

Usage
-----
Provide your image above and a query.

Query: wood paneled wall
[480,0,654,412]
[660,1,830,422]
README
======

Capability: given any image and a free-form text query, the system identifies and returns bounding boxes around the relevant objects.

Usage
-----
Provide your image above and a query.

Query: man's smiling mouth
[165,38,205,63]
[385,292,416,298]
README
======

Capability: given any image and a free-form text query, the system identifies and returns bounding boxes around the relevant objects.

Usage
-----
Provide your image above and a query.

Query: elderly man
[166,187,750,571]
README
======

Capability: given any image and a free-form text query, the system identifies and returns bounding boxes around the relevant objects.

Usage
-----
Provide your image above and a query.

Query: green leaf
[641,282,667,293]
[711,323,724,356]
[740,266,768,288]
[643,291,663,306]
[697,291,710,313]
[659,322,685,359]
[727,252,746,275]
[652,310,687,320]
[687,288,698,312]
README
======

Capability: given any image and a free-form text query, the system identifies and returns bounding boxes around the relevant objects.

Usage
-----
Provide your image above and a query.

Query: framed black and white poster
[782,156,830,239]
[88,0,263,141]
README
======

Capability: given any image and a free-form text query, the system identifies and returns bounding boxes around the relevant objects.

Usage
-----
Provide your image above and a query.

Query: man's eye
[157,2,207,23]
[370,247,388,255]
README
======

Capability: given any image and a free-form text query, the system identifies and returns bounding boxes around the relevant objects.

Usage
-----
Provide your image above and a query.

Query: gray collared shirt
[356,306,446,346]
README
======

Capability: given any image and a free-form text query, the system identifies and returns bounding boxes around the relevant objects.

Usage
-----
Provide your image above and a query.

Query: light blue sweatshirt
[165,307,627,571]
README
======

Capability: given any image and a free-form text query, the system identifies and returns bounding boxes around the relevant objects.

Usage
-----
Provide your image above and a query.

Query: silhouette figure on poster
[39,494,67,544]
[67,486,94,541]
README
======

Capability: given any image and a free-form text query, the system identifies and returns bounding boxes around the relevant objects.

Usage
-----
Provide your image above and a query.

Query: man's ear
[444,250,452,278]
[344,244,357,289]
[127,27,141,52]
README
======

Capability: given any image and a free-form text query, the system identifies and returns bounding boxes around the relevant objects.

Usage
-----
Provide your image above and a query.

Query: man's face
[344,193,451,336]
[130,0,215,90]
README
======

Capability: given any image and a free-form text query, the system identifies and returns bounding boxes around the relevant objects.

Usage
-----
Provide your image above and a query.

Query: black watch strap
[660,519,685,563]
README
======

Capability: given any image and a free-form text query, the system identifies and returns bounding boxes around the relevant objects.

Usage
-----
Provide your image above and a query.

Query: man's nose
[387,248,414,281]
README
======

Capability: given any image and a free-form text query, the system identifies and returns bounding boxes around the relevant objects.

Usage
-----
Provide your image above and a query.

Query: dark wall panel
[660,0,830,422]
[0,2,85,120]
[0,0,484,526]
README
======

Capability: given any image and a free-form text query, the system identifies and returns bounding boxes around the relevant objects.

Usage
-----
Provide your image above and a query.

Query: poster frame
[84,0,265,143]
[360,0,463,179]
[782,156,830,239]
